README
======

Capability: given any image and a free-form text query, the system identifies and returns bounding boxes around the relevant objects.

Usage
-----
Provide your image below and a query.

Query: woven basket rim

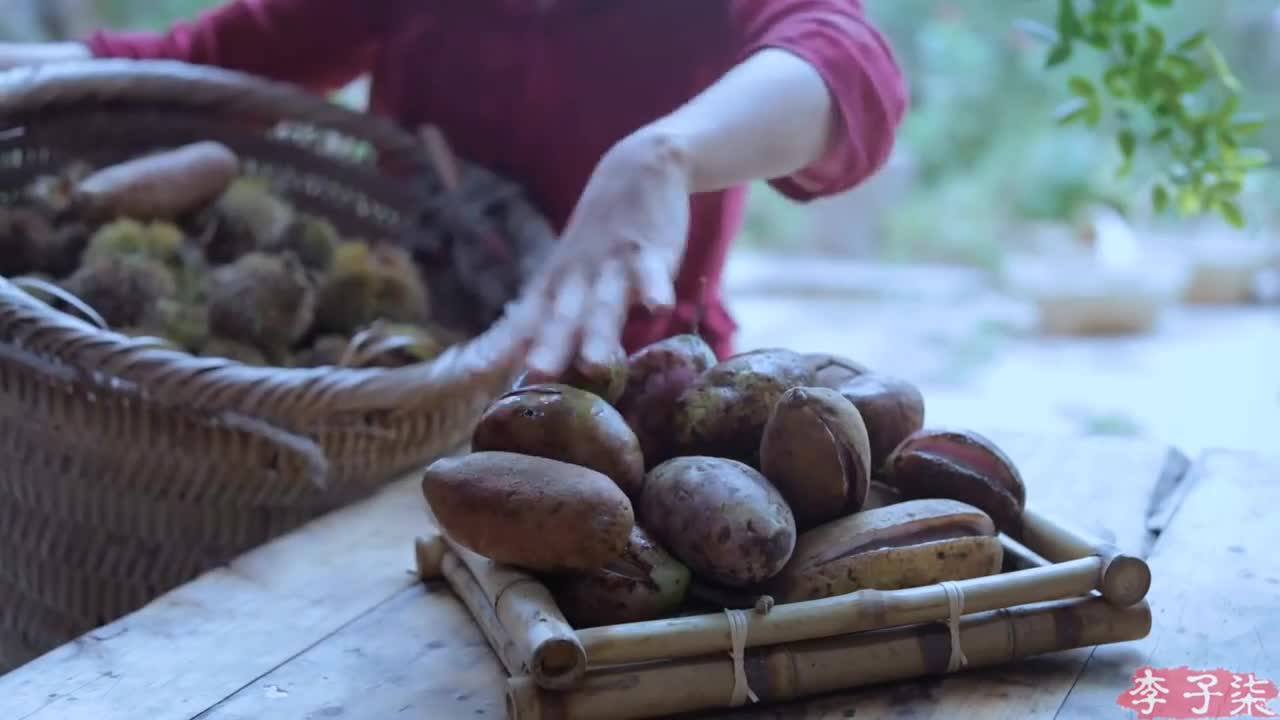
[0,59,528,425]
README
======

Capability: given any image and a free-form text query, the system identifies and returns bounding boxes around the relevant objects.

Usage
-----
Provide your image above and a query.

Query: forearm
[0,41,90,70]
[641,48,840,194]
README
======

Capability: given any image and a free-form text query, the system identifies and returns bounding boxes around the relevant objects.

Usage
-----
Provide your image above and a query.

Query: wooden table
[1,429,1276,720]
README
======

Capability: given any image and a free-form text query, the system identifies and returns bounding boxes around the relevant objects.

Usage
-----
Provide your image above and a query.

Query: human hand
[499,128,693,380]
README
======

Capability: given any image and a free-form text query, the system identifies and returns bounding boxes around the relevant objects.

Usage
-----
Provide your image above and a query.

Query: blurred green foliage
[1037,0,1269,228]
[745,0,1278,268]
[95,0,216,29]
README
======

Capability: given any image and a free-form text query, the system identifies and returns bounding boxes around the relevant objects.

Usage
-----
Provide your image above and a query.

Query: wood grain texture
[0,475,430,720]
[195,583,506,720]
[0,432,1190,720]
[1053,449,1280,720]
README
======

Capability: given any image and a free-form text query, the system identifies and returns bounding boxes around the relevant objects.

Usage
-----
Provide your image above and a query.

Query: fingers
[629,246,677,311]
[579,258,629,370]
[525,268,589,380]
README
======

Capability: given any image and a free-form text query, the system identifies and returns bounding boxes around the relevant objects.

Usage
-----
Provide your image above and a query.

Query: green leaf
[1176,186,1202,215]
[1056,0,1085,36]
[1086,32,1112,51]
[1046,42,1073,67]
[1206,42,1242,92]
[1054,97,1092,125]
[1216,199,1245,228]
[1143,25,1166,60]
[1117,141,1136,178]
[1230,113,1267,137]
[1085,101,1103,127]
[1069,75,1098,99]
[1151,184,1169,212]
[1118,129,1137,160]
[1175,30,1208,53]
[1119,0,1141,22]
[1209,179,1244,200]
[1162,53,1197,80]
[1228,148,1272,169]
[1103,65,1131,96]
[1144,0,1174,7]
[1216,94,1240,123]
[1121,30,1139,57]
[1151,127,1174,143]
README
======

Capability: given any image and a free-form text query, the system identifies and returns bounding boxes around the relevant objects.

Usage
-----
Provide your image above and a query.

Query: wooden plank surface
[0,473,432,720]
[1054,449,1280,719]
[0,431,1184,720]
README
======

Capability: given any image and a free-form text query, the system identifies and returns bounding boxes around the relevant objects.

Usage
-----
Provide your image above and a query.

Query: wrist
[0,42,92,69]
[41,42,93,62]
[610,124,695,191]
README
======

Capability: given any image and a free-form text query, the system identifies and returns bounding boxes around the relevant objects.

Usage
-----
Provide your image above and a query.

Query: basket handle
[0,59,435,179]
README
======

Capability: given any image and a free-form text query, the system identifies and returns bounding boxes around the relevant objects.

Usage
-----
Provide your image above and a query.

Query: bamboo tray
[415,502,1153,720]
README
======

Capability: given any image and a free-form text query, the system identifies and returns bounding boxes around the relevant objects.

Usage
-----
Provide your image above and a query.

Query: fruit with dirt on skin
[764,498,1003,603]
[640,455,796,588]
[670,348,812,466]
[421,451,635,573]
[615,333,719,467]
[804,352,871,389]
[547,525,691,628]
[759,386,873,530]
[471,383,646,500]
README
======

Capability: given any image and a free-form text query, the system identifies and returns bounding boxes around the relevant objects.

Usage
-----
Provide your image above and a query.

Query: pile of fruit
[422,334,1029,628]
[0,141,459,367]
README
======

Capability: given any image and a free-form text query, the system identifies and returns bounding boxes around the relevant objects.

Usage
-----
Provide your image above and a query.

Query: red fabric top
[85,0,907,359]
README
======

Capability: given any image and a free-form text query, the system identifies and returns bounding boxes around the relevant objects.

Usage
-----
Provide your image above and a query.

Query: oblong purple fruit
[640,456,796,587]
[615,334,718,468]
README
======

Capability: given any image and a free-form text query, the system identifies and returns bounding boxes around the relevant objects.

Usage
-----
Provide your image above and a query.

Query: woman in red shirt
[0,0,907,381]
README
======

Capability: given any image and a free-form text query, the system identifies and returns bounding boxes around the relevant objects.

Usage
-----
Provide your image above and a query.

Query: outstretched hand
[497,129,693,380]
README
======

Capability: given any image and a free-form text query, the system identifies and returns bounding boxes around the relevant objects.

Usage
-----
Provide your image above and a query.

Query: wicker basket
[0,60,555,671]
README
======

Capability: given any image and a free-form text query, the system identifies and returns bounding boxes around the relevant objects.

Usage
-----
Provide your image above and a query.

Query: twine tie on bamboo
[940,580,969,672]
[724,609,759,706]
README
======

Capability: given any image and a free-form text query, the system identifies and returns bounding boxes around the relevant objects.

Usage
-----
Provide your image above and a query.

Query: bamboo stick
[1000,533,1051,572]
[1013,506,1151,607]
[507,595,1152,720]
[577,554,1105,667]
[419,529,587,690]
[415,536,526,677]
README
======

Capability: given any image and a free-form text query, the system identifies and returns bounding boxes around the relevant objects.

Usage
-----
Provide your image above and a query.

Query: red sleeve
[82,0,401,94]
[729,0,908,201]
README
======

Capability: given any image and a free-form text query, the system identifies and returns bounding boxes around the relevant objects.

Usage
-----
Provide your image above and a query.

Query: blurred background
[5,0,1277,456]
